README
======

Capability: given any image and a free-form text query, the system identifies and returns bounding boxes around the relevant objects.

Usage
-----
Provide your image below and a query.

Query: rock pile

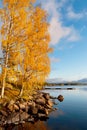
[0,92,57,126]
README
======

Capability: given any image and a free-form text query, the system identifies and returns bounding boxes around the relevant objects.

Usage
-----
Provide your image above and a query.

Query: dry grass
[0,83,37,102]
[0,83,20,102]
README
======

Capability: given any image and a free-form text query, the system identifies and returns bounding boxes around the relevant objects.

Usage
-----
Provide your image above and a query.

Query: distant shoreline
[44,88,76,90]
[44,82,87,86]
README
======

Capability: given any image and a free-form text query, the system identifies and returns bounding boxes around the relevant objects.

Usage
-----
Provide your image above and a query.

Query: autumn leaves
[0,0,51,98]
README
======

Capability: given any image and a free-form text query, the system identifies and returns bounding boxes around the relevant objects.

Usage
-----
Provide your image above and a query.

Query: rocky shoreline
[0,92,62,126]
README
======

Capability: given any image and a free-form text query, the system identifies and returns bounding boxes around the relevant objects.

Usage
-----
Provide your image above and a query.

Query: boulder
[19,103,26,110]
[38,113,47,118]
[31,107,38,115]
[43,93,50,100]
[20,112,29,121]
[38,113,49,121]
[13,104,19,111]
[0,92,56,126]
[38,105,48,115]
[35,98,46,105]
[47,100,53,107]
[50,96,57,99]
[7,104,14,112]
[0,110,8,117]
[7,113,20,124]
[57,95,64,102]
[28,117,34,122]
[9,100,15,105]
[45,104,52,109]
[25,105,29,113]
[28,102,36,107]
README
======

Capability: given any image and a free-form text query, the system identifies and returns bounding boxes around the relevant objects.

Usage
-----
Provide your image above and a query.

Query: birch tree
[0,0,51,98]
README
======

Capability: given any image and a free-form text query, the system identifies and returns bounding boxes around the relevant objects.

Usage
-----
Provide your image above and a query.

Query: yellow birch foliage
[21,6,51,90]
[0,0,52,97]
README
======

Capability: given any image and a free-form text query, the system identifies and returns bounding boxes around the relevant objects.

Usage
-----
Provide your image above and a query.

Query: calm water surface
[1,85,87,130]
[43,85,87,130]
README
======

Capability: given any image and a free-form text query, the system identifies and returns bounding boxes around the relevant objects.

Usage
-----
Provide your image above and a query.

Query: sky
[0,0,87,81]
[37,0,87,81]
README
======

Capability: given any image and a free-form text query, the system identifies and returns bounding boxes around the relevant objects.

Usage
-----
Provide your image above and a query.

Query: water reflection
[50,109,65,118]
[81,88,87,91]
[0,121,48,130]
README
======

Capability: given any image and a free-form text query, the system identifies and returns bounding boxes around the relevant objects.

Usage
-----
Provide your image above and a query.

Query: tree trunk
[1,50,8,98]
[1,68,7,98]
[1,18,12,98]
[19,82,24,97]
[19,87,23,97]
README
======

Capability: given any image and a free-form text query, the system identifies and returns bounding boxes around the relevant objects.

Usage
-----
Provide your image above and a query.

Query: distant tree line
[44,82,87,86]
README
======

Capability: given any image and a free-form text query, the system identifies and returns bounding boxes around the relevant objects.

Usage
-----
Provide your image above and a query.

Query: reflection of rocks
[57,95,64,102]
[50,109,64,118]
[0,92,57,126]
[0,121,48,130]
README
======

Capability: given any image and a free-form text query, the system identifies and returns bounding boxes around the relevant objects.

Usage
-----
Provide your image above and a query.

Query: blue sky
[38,0,87,81]
[0,0,87,81]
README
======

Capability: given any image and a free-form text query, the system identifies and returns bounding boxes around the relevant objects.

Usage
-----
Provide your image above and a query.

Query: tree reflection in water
[0,121,48,130]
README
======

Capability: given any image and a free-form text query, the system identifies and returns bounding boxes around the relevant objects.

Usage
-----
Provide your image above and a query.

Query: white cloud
[67,7,87,20]
[67,26,80,42]
[67,34,79,42]
[50,57,60,63]
[49,17,80,44]
[42,0,67,18]
[39,0,80,45]
[49,18,69,45]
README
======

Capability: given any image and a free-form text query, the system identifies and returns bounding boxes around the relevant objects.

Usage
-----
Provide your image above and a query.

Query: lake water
[43,85,87,130]
[0,85,87,130]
